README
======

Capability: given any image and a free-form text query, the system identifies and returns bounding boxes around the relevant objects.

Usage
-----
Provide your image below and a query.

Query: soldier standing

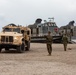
[45,31,53,56]
[62,34,68,51]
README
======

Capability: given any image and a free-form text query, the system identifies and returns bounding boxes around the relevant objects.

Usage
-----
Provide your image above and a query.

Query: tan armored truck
[0,24,31,53]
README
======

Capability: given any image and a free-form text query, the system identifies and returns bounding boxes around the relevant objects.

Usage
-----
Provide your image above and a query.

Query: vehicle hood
[0,32,23,36]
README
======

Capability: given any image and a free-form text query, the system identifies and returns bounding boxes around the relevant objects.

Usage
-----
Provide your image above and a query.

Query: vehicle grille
[1,36,13,43]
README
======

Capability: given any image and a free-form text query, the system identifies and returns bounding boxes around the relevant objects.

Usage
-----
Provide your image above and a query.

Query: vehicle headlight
[14,36,19,42]
[14,37,18,40]
[14,36,22,42]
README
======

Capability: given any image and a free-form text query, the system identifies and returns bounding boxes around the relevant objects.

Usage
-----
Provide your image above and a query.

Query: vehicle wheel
[0,48,2,53]
[26,41,30,51]
[17,41,25,53]
[5,48,9,51]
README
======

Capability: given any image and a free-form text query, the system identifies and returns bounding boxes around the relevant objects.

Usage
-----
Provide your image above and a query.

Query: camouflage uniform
[45,34,53,55]
[62,35,68,51]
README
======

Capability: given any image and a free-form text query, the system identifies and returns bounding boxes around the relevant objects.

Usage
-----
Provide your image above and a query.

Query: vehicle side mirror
[27,31,29,35]
[21,30,24,34]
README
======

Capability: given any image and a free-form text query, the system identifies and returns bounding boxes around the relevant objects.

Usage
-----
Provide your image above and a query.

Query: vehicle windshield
[13,28,20,33]
[3,28,20,33]
[3,28,12,32]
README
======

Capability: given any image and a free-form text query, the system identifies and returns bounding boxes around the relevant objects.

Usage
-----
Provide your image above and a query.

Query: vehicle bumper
[0,43,21,48]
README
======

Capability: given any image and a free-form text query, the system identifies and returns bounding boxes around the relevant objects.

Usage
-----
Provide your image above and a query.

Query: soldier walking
[62,34,68,51]
[45,31,53,56]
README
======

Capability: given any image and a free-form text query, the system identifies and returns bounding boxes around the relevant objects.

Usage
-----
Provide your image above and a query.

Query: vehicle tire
[5,48,9,51]
[17,41,25,53]
[0,47,2,53]
[26,41,30,51]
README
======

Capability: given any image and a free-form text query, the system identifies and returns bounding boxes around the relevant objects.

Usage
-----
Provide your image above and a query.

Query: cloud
[0,14,5,20]
[0,0,76,29]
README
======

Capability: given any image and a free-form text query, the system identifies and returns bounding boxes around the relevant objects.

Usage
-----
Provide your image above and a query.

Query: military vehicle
[28,18,62,43]
[0,24,31,53]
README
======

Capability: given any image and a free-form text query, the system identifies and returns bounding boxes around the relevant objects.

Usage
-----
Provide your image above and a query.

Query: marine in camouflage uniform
[62,34,68,51]
[45,31,53,56]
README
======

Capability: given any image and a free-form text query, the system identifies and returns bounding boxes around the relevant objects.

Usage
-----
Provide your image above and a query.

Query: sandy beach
[0,43,76,75]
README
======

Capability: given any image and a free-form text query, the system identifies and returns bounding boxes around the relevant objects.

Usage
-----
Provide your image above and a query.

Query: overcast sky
[0,0,76,30]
